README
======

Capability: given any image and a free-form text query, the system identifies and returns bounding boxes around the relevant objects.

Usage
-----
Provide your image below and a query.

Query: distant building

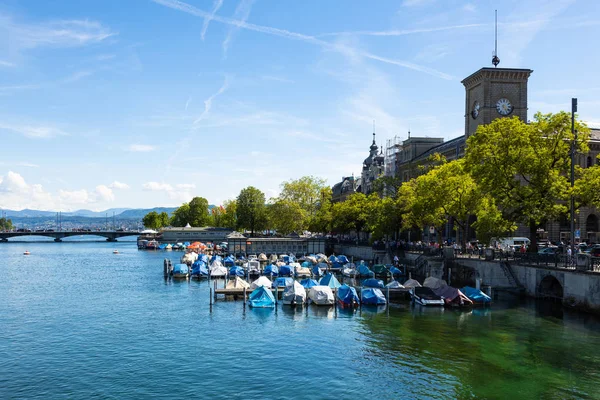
[331,175,361,203]
[361,132,385,195]
[159,227,232,243]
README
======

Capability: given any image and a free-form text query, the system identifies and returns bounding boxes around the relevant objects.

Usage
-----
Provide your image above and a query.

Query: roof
[590,128,600,141]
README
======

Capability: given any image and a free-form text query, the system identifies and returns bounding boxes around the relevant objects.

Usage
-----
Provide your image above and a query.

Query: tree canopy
[169,196,210,227]
[267,199,307,235]
[279,176,328,216]
[464,112,590,250]
[236,186,267,236]
[0,217,13,231]
[142,211,170,230]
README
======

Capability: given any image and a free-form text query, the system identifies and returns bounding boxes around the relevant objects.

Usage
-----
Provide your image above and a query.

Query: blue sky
[1,0,599,211]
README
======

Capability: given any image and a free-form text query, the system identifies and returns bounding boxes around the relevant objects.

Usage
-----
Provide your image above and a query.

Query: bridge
[0,230,141,242]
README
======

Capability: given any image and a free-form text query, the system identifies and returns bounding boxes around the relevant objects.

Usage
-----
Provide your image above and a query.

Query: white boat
[23,250,30,256]
[282,281,307,305]
[209,260,228,277]
[226,276,250,289]
[342,263,357,277]
[308,285,335,305]
[244,260,261,275]
[295,265,312,278]
[113,250,119,254]
[250,276,272,290]
[410,286,445,306]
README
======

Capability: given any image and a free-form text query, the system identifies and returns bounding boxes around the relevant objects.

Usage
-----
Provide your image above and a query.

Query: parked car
[538,247,560,255]
[590,246,600,257]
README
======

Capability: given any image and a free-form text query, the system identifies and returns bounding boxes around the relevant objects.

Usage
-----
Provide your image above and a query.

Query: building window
[587,156,593,168]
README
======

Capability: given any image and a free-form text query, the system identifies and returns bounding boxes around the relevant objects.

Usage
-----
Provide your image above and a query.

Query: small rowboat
[113,250,119,254]
[24,250,30,255]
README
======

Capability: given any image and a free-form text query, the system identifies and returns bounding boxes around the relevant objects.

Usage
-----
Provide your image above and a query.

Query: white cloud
[109,181,130,190]
[143,182,174,191]
[201,0,224,40]
[0,15,116,51]
[127,144,156,152]
[0,60,15,67]
[175,183,196,190]
[0,122,67,138]
[222,0,255,57]
[95,185,114,202]
[0,171,28,192]
[193,76,230,124]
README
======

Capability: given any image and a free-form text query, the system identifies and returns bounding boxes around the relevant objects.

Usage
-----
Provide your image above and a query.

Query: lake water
[1,239,600,399]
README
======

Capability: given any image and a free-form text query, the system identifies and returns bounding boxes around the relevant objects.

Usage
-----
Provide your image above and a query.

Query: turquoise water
[1,240,600,399]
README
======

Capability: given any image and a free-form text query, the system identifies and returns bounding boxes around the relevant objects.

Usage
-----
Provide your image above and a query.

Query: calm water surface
[1,240,600,399]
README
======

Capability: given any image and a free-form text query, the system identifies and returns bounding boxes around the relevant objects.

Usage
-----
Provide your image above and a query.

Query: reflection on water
[1,242,599,399]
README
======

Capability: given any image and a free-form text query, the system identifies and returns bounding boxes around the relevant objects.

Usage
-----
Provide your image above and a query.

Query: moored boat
[279,264,294,277]
[337,284,359,308]
[461,286,492,306]
[410,286,444,306]
[300,278,319,289]
[282,281,307,305]
[361,288,387,305]
[263,264,279,277]
[229,265,245,277]
[248,286,276,308]
[191,260,208,279]
[226,276,250,289]
[250,276,272,290]
[172,263,189,279]
[319,273,341,289]
[307,285,335,305]
[272,277,294,289]
[362,278,384,288]
[209,260,227,278]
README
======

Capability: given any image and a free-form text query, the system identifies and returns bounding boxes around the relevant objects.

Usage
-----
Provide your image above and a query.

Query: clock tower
[462,67,533,137]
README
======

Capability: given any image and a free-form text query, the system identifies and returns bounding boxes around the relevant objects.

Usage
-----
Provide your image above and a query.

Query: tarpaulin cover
[403,279,422,288]
[295,266,311,276]
[229,266,245,277]
[245,260,261,271]
[329,255,339,263]
[226,276,250,289]
[431,286,473,305]
[173,263,189,274]
[282,281,306,305]
[358,264,374,277]
[300,278,319,289]
[279,265,293,276]
[423,277,448,290]
[211,255,222,263]
[319,273,341,289]
[191,260,208,276]
[250,276,272,290]
[337,255,349,264]
[282,255,295,264]
[258,253,268,261]
[308,285,335,305]
[200,254,209,263]
[181,252,198,264]
[301,261,313,268]
[337,284,359,305]
[461,286,492,304]
[362,278,384,288]
[386,280,405,288]
[272,277,294,288]
[311,265,323,277]
[361,288,387,305]
[263,264,279,276]
[305,256,317,265]
[390,267,404,277]
[210,261,227,277]
[249,286,275,308]
[223,256,235,267]
[331,261,344,269]
[372,264,388,275]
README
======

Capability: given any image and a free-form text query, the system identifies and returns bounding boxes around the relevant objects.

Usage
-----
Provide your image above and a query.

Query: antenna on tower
[492,10,500,67]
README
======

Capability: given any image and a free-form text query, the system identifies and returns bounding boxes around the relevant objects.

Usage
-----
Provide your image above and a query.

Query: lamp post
[570,98,578,261]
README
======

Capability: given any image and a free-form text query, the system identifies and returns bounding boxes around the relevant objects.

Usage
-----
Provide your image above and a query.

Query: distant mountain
[2,205,215,219]
[2,209,57,218]
[117,207,178,219]
[67,208,131,218]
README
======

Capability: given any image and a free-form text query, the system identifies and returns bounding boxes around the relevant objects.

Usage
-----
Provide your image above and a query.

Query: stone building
[331,175,361,203]
[361,132,385,195]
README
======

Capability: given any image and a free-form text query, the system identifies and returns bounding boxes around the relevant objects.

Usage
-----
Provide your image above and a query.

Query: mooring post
[243,287,247,307]
[209,287,213,306]
[409,272,412,280]
[359,287,362,310]
[213,281,217,302]
[386,286,390,306]
[275,286,278,305]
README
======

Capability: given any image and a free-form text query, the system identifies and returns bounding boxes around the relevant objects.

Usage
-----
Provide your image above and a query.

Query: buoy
[24,250,30,255]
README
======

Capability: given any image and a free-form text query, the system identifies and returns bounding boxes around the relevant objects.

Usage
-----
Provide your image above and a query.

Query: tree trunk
[529,218,538,253]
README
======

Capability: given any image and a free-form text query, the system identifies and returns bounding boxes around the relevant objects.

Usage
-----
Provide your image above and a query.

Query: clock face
[496,98,513,116]
[471,101,480,119]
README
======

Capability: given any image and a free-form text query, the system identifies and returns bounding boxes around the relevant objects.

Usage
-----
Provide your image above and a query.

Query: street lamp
[570,98,578,260]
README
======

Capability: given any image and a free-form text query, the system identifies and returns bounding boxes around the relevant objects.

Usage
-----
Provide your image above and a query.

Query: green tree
[142,211,160,230]
[279,176,327,216]
[267,199,307,235]
[373,175,403,199]
[368,195,402,241]
[0,217,14,231]
[187,197,210,227]
[308,187,333,234]
[221,200,237,230]
[170,203,190,227]
[464,113,589,251]
[158,212,170,228]
[575,161,600,208]
[330,192,370,237]
[236,186,267,236]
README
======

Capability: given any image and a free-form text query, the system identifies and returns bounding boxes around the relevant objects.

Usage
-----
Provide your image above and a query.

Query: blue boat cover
[173,263,189,274]
[331,261,343,269]
[358,264,374,277]
[184,242,190,246]
[362,278,384,288]
[211,255,222,263]
[159,244,167,249]
[224,256,235,267]
[337,284,359,305]
[272,277,294,288]
[263,264,279,276]
[461,286,492,304]
[337,255,349,264]
[311,265,323,277]
[237,255,246,260]
[301,261,312,268]
[300,278,319,289]
[249,286,276,308]
[329,255,339,263]
[361,288,387,305]
[229,266,245,277]
[282,255,294,264]
[279,265,293,276]
[319,273,341,289]
[390,266,403,276]
[200,254,209,263]
[191,260,208,276]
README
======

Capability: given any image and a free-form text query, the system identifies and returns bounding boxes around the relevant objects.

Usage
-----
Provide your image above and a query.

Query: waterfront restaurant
[158,226,233,243]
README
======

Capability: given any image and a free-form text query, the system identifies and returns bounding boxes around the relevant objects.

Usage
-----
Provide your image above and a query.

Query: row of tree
[142,112,600,251]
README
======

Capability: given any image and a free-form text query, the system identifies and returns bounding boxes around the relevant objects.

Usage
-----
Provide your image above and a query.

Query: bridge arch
[537,275,563,301]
